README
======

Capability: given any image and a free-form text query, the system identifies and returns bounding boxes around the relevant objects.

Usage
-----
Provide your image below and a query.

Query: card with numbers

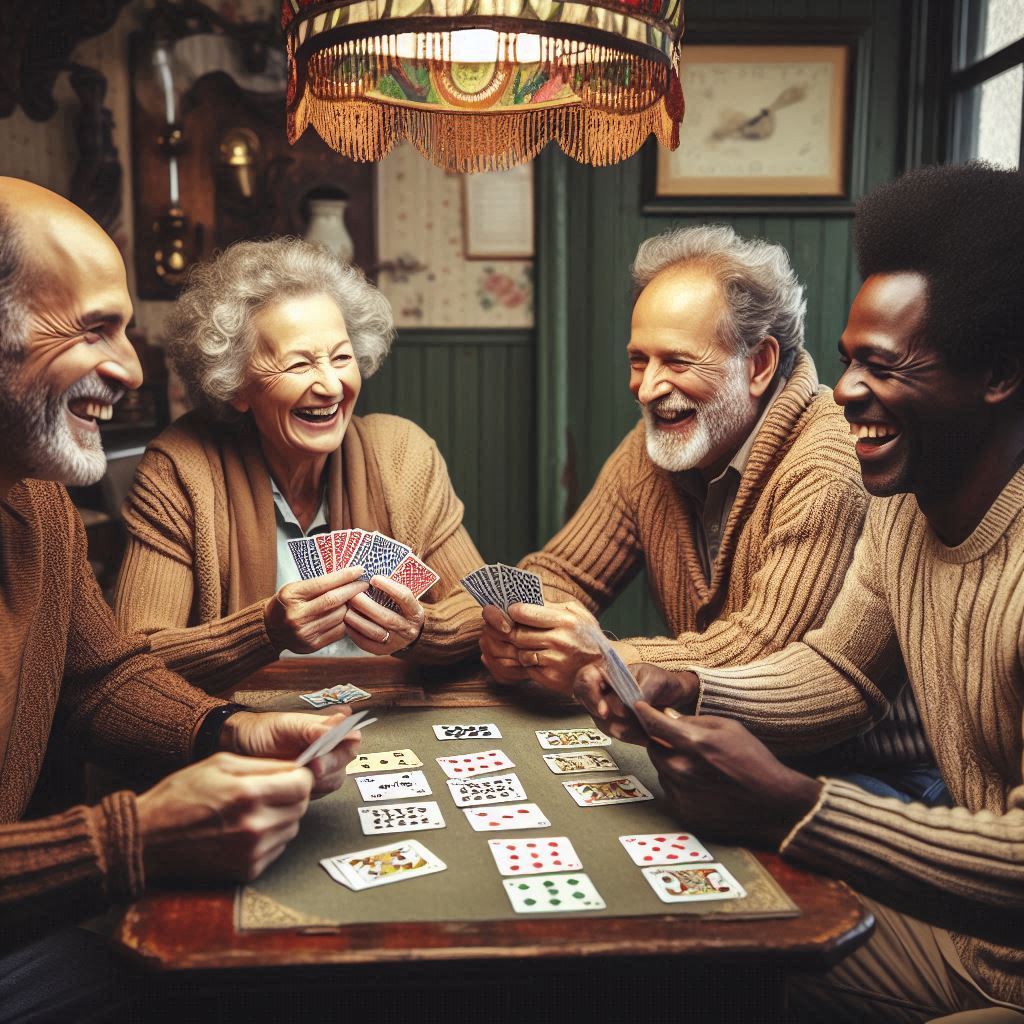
[503,873,605,913]
[432,723,502,741]
[542,751,619,775]
[357,802,445,836]
[321,839,446,890]
[356,770,432,802]
[642,864,746,903]
[619,833,714,866]
[488,837,582,876]
[463,803,551,831]
[435,749,514,779]
[535,728,612,749]
[346,748,423,774]
[562,776,654,807]
[446,773,526,807]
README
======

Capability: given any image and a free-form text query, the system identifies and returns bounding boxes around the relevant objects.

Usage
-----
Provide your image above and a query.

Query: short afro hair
[854,162,1024,373]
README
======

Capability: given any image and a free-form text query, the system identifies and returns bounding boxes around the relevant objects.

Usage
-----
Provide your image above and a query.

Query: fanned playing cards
[459,563,544,611]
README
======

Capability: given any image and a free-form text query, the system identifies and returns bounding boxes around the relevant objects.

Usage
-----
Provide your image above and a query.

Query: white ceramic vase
[304,197,354,263]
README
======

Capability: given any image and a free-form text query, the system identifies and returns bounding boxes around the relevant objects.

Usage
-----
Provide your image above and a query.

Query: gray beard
[642,358,753,473]
[0,354,112,487]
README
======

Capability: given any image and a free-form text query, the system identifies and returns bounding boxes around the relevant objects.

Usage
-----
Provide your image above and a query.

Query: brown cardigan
[0,480,222,945]
[115,412,486,693]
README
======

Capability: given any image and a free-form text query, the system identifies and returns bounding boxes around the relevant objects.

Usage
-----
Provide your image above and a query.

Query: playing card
[503,873,605,913]
[435,749,514,779]
[299,691,329,708]
[589,627,644,709]
[286,537,324,580]
[642,863,747,903]
[346,748,423,774]
[301,684,371,707]
[313,533,336,574]
[294,709,375,767]
[391,555,440,598]
[542,751,620,774]
[321,839,446,890]
[535,728,612,749]
[432,723,502,741]
[619,833,714,866]
[361,532,411,582]
[488,836,582,876]
[464,803,551,831]
[484,564,509,608]
[357,802,445,836]
[333,528,365,568]
[562,775,654,807]
[356,770,432,802]
[446,773,526,807]
[346,531,374,572]
[460,567,503,608]
[497,564,545,606]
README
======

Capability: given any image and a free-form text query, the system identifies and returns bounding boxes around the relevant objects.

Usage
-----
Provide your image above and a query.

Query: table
[114,659,873,1023]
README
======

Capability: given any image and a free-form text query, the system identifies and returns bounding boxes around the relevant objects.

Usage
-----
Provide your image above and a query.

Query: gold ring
[381,630,390,644]
[531,650,542,667]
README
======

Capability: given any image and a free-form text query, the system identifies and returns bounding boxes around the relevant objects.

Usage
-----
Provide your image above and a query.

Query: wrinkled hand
[344,575,425,655]
[635,702,823,848]
[480,600,603,695]
[264,566,369,654]
[221,710,358,798]
[574,663,700,744]
[479,605,529,684]
[136,753,315,883]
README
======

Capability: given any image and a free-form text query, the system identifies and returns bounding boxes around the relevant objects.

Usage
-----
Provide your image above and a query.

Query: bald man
[0,178,360,1020]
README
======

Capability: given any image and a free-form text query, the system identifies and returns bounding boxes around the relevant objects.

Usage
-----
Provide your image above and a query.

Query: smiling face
[628,265,762,474]
[835,272,992,498]
[0,185,141,487]
[232,292,361,467]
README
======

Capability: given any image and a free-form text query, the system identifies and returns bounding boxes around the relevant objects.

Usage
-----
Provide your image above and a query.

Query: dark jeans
[0,928,138,1023]
[834,764,953,807]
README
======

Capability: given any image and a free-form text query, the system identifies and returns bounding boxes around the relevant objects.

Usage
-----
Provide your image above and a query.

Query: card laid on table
[642,863,747,903]
[346,748,423,774]
[619,833,714,866]
[464,803,551,832]
[321,839,446,890]
[503,873,605,913]
[446,773,527,807]
[300,683,371,708]
[294,709,375,768]
[432,723,502,741]
[536,727,612,750]
[356,770,432,802]
[435,749,514,779]
[357,802,445,836]
[542,751,619,775]
[562,776,654,807]
[488,836,582,876]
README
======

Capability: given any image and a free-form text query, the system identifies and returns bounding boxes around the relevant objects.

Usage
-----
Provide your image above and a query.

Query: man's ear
[749,336,780,398]
[984,352,1024,407]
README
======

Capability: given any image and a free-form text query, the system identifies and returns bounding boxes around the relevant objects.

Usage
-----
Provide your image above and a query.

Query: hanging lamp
[281,0,685,172]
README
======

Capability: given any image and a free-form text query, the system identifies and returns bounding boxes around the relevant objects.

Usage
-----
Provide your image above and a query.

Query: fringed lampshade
[281,0,685,172]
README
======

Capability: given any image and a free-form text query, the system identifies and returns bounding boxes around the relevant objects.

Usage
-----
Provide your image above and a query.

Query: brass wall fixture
[218,127,260,198]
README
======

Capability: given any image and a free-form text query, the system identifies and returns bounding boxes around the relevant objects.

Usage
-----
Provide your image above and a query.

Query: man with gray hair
[482,224,940,803]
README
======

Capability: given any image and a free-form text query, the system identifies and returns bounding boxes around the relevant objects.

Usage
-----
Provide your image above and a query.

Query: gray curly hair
[164,237,395,420]
[631,224,806,379]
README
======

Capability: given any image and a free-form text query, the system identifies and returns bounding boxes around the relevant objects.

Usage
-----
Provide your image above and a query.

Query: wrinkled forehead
[23,211,127,299]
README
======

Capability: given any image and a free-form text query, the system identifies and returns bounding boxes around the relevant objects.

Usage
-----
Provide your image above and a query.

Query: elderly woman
[114,238,484,694]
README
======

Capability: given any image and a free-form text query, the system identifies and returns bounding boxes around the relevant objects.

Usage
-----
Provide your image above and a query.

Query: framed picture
[644,24,869,215]
[462,164,534,260]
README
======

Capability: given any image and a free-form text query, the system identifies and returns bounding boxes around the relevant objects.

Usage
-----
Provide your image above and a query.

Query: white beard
[642,357,753,473]
[0,361,114,486]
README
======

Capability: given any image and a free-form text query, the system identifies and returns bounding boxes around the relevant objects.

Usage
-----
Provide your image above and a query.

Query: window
[951,0,1024,168]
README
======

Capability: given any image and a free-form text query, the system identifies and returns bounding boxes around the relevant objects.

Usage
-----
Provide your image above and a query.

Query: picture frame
[643,21,870,215]
[462,164,534,260]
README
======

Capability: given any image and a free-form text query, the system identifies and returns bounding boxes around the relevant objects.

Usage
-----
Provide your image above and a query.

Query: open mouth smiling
[849,420,901,458]
[66,397,115,425]
[652,408,696,430]
[291,402,340,424]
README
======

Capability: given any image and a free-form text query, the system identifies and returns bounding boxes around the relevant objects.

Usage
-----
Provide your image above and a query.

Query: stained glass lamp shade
[281,0,685,172]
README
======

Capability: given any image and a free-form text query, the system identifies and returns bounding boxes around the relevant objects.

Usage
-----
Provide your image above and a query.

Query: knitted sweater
[694,475,1024,1007]
[521,354,931,765]
[115,412,485,693]
[0,480,222,946]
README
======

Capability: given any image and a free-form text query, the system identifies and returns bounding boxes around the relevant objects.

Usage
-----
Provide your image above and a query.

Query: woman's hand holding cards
[345,575,425,655]
[264,565,369,654]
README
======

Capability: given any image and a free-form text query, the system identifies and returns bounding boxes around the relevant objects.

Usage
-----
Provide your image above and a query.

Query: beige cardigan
[115,412,485,692]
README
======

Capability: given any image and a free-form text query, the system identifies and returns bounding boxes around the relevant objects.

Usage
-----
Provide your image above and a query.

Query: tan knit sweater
[522,355,929,765]
[115,412,485,693]
[694,474,1024,1007]
[0,480,223,945]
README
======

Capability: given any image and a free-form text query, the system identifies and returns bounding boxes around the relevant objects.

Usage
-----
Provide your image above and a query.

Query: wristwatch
[192,703,246,762]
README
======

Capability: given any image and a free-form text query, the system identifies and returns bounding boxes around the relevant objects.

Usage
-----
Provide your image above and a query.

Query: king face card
[536,728,612,750]
[642,863,747,903]
[619,833,714,866]
[562,776,654,807]
[357,802,445,836]
[446,773,526,807]
[346,749,423,774]
[435,749,514,779]
[355,770,432,802]
[488,837,582,876]
[542,751,619,775]
[321,839,446,890]
[503,873,605,913]
[464,803,551,832]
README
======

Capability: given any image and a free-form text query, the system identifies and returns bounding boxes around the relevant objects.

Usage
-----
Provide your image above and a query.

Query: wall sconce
[218,127,260,198]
